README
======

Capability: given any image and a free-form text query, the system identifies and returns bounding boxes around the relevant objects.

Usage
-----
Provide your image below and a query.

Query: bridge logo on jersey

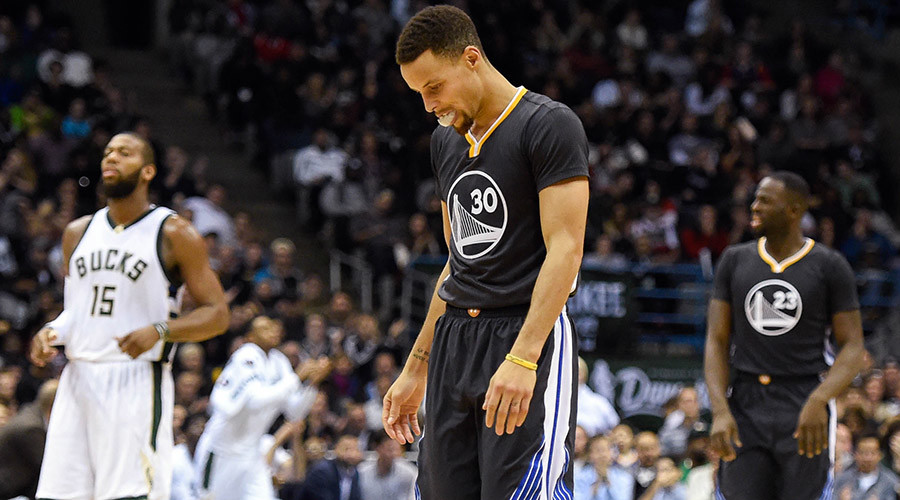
[743,279,803,336]
[447,170,508,259]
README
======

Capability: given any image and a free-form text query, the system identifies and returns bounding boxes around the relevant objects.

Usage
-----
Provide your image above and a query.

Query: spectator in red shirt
[680,204,729,260]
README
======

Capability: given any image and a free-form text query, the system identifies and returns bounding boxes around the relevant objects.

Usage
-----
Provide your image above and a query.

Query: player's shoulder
[720,240,758,260]
[230,343,267,367]
[807,239,853,268]
[519,91,579,123]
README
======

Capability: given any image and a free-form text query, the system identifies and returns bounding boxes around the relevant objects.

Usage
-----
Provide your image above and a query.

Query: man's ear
[462,46,481,69]
[142,163,157,181]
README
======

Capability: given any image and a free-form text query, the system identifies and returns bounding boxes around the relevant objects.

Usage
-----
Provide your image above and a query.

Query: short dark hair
[120,131,155,166]
[768,171,810,201]
[395,5,484,65]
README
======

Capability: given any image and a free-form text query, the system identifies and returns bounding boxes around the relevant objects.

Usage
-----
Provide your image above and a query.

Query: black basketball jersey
[430,87,589,308]
[712,237,859,376]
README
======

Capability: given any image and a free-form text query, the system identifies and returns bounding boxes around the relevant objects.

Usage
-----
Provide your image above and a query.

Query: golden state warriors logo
[743,279,802,336]
[447,171,508,259]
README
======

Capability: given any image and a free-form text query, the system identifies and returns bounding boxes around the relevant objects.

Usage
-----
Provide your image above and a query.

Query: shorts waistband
[445,304,530,318]
[735,370,821,386]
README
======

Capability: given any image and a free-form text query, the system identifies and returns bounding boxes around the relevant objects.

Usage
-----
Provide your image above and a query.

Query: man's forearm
[511,243,581,363]
[809,340,865,403]
[704,335,731,415]
[166,302,229,342]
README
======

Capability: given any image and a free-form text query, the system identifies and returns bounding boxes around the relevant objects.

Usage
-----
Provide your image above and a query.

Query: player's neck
[469,71,518,140]
[107,195,152,227]
[763,231,806,261]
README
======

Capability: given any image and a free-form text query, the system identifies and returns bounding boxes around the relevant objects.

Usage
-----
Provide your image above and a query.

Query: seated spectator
[574,434,634,500]
[611,424,639,469]
[646,34,695,89]
[60,97,91,139]
[293,128,347,231]
[684,64,730,117]
[834,434,900,500]
[343,314,380,377]
[358,430,417,500]
[834,423,854,476]
[638,456,686,500]
[583,233,629,270]
[300,313,334,361]
[301,434,363,500]
[617,9,649,51]
[631,431,662,498]
[573,426,590,474]
[680,205,729,261]
[684,432,717,500]
[840,209,894,269]
[0,379,57,500]
[183,184,237,246]
[254,237,303,302]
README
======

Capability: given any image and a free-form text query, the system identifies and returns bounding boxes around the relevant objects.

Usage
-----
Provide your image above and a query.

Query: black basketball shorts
[415,304,578,500]
[717,372,834,500]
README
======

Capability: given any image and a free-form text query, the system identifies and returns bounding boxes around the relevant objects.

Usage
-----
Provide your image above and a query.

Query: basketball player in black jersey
[704,171,865,499]
[382,5,589,500]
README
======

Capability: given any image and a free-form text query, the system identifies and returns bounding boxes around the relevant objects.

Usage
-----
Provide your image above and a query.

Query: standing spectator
[659,387,706,457]
[358,430,418,500]
[576,357,620,437]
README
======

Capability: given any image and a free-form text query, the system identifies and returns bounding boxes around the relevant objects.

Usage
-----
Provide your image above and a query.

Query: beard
[453,113,475,136]
[102,168,142,199]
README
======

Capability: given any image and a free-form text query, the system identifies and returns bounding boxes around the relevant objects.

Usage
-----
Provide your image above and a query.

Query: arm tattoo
[412,348,429,363]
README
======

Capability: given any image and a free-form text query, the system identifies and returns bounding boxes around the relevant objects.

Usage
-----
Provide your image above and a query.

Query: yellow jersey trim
[757,237,815,273]
[466,86,527,158]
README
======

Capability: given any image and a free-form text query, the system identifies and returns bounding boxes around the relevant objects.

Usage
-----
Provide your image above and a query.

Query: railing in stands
[390,255,900,356]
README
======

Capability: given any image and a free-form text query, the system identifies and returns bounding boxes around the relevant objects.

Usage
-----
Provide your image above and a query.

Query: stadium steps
[90,47,328,269]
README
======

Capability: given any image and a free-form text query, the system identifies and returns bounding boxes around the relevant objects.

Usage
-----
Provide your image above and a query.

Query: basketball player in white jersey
[29,132,230,500]
[195,316,330,500]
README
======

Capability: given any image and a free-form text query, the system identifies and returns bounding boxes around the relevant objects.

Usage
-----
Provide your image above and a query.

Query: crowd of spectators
[573,357,900,500]
[2,0,900,499]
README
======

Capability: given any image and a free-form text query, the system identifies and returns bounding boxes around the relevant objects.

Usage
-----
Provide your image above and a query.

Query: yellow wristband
[505,353,538,371]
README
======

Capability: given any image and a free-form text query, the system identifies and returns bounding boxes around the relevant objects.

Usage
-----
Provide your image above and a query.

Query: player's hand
[383,369,425,445]
[710,409,742,461]
[117,325,160,359]
[794,395,828,458]
[30,327,59,367]
[483,359,537,436]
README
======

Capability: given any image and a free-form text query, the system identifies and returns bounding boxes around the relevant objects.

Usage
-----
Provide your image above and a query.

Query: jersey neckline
[464,86,527,158]
[105,205,158,233]
[757,237,815,273]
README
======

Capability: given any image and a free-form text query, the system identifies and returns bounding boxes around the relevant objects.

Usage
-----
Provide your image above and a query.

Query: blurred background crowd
[1,0,900,499]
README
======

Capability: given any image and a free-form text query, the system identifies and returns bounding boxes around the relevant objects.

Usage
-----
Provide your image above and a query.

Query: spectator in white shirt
[293,128,347,230]
[577,357,620,437]
[183,184,237,246]
[358,431,418,500]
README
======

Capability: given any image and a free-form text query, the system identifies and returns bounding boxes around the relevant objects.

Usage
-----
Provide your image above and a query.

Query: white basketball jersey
[64,205,176,362]
[200,343,316,456]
